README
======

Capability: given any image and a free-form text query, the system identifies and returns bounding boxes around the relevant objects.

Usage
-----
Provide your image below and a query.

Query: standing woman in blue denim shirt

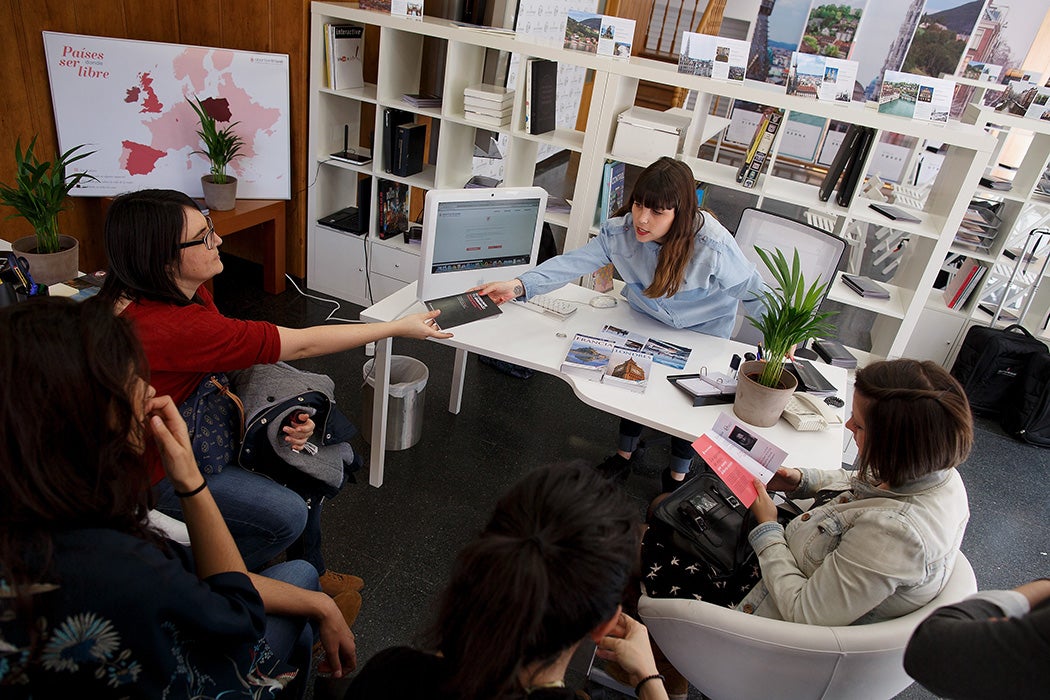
[478,157,765,490]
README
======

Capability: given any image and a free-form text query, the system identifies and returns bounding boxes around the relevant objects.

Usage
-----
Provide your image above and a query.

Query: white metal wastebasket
[361,355,428,450]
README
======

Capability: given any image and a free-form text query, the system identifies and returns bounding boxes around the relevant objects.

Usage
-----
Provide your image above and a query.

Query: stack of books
[464,84,514,128]
[402,93,442,108]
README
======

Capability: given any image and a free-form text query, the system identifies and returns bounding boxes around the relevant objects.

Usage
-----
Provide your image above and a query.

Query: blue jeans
[618,418,694,474]
[260,560,318,700]
[155,464,309,571]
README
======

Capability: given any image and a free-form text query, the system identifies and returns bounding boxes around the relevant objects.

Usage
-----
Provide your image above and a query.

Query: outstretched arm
[904,579,1050,698]
[277,310,452,361]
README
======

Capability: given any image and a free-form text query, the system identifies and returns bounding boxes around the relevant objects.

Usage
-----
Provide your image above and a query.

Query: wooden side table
[206,199,286,294]
[98,197,287,295]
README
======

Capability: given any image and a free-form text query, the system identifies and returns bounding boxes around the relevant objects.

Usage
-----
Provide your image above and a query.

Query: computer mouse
[589,295,618,309]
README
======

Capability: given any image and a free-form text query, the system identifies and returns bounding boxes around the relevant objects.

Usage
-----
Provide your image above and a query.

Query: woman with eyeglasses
[98,189,451,607]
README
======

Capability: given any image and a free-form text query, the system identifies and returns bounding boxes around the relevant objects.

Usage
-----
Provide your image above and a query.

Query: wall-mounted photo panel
[798,0,867,60]
[745,0,812,85]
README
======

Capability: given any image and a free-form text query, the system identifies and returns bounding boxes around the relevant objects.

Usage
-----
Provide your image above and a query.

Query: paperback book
[324,24,364,91]
[691,413,786,507]
[596,324,691,370]
[424,292,501,329]
[559,333,653,393]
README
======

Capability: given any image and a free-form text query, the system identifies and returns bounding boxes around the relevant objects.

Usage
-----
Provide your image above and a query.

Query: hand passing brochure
[691,414,787,507]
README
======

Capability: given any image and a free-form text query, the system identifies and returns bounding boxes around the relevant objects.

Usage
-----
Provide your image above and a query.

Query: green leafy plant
[0,137,96,254]
[745,246,837,388]
[189,97,244,184]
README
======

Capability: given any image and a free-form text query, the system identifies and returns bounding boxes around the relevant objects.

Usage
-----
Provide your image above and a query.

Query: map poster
[42,32,290,200]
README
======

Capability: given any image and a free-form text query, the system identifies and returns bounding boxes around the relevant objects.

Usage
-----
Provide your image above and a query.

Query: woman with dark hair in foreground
[345,463,669,700]
[0,298,354,696]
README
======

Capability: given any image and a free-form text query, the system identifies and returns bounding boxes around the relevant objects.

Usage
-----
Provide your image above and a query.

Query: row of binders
[819,123,877,207]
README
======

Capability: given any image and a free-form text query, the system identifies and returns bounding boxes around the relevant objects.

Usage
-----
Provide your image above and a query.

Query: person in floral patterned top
[0,298,355,697]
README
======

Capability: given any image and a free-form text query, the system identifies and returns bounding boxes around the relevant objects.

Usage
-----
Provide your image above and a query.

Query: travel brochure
[560,334,653,394]
[878,71,954,123]
[558,323,694,394]
[596,324,691,370]
[677,32,748,82]
[785,52,858,103]
[691,413,786,508]
[963,60,1002,83]
[563,11,635,59]
[360,0,422,19]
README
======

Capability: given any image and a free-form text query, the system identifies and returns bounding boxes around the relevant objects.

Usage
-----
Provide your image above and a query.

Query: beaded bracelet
[173,480,208,498]
[635,673,665,696]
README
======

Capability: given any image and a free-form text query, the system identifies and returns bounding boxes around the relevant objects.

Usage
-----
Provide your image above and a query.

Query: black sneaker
[661,467,694,494]
[595,454,632,482]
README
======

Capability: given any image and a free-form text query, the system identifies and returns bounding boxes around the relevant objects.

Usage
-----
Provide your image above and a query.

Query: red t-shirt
[121,287,282,482]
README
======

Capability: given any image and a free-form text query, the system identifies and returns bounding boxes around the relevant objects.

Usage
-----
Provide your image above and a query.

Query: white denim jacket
[738,467,969,625]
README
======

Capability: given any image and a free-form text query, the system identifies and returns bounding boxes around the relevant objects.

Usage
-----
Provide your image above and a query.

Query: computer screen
[417,187,547,301]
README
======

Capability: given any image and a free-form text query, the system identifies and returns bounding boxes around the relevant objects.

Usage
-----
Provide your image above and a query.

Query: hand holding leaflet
[691,414,787,506]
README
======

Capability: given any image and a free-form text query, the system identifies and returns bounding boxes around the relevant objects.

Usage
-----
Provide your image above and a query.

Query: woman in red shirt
[99,189,450,602]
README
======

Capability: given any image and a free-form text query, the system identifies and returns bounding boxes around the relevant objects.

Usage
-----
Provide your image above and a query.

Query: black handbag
[652,470,802,578]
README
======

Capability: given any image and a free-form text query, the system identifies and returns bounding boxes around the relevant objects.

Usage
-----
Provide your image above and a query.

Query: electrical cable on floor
[283,273,363,324]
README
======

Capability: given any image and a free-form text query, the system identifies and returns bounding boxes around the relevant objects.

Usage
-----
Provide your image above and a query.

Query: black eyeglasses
[178,216,217,250]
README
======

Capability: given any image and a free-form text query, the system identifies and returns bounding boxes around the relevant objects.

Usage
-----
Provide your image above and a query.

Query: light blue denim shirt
[739,468,970,626]
[518,211,764,338]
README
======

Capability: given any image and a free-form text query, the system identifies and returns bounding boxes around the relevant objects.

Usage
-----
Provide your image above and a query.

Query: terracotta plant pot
[733,360,798,427]
[201,175,238,211]
[11,235,79,286]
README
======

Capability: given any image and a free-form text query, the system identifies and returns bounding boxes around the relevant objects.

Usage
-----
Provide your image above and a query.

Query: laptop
[317,176,371,235]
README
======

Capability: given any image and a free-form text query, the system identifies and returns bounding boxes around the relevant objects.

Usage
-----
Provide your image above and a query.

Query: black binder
[836,126,874,208]
[818,123,861,202]
[392,122,426,177]
[528,59,557,135]
[382,108,414,173]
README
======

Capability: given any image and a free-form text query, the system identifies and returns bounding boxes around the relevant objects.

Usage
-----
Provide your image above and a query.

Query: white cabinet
[310,224,368,304]
[306,2,996,360]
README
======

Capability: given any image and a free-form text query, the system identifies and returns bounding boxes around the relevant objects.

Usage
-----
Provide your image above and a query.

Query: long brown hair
[0,298,158,610]
[426,463,640,700]
[614,156,700,298]
[854,359,973,487]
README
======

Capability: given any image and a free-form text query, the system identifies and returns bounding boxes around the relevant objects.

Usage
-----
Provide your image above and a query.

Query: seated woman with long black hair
[345,463,670,700]
[0,298,354,696]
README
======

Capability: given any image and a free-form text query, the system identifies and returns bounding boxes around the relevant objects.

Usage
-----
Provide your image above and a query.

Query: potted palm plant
[190,96,244,211]
[733,246,837,427]
[0,136,95,285]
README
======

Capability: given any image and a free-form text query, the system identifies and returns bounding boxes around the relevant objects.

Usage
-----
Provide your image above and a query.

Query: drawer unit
[370,241,419,284]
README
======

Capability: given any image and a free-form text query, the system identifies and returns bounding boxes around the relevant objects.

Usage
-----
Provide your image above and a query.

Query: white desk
[360,282,848,487]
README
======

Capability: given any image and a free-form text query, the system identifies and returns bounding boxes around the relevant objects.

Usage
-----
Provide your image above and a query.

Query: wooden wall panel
[0,0,310,279]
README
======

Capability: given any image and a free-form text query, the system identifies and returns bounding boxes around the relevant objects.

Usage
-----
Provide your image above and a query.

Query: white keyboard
[512,294,577,320]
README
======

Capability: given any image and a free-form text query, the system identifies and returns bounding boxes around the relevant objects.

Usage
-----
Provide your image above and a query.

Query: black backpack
[1000,352,1050,448]
[950,324,1049,416]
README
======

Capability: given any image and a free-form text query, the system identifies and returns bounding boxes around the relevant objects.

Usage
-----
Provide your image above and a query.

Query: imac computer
[416,187,548,301]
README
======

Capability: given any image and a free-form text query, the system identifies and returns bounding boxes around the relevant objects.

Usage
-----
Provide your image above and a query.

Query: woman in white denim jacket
[743,359,972,625]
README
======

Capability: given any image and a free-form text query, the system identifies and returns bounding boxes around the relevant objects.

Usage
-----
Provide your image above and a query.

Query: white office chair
[638,553,978,700]
[731,208,847,345]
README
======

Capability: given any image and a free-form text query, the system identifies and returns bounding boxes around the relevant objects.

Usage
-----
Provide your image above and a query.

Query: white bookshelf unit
[306,2,996,363]
[904,105,1050,366]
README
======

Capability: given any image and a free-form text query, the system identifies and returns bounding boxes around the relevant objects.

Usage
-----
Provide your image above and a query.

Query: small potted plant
[190,96,244,211]
[0,136,95,285]
[733,246,837,427]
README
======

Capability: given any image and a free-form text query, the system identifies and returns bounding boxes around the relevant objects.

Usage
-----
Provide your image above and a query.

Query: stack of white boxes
[463,84,514,129]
